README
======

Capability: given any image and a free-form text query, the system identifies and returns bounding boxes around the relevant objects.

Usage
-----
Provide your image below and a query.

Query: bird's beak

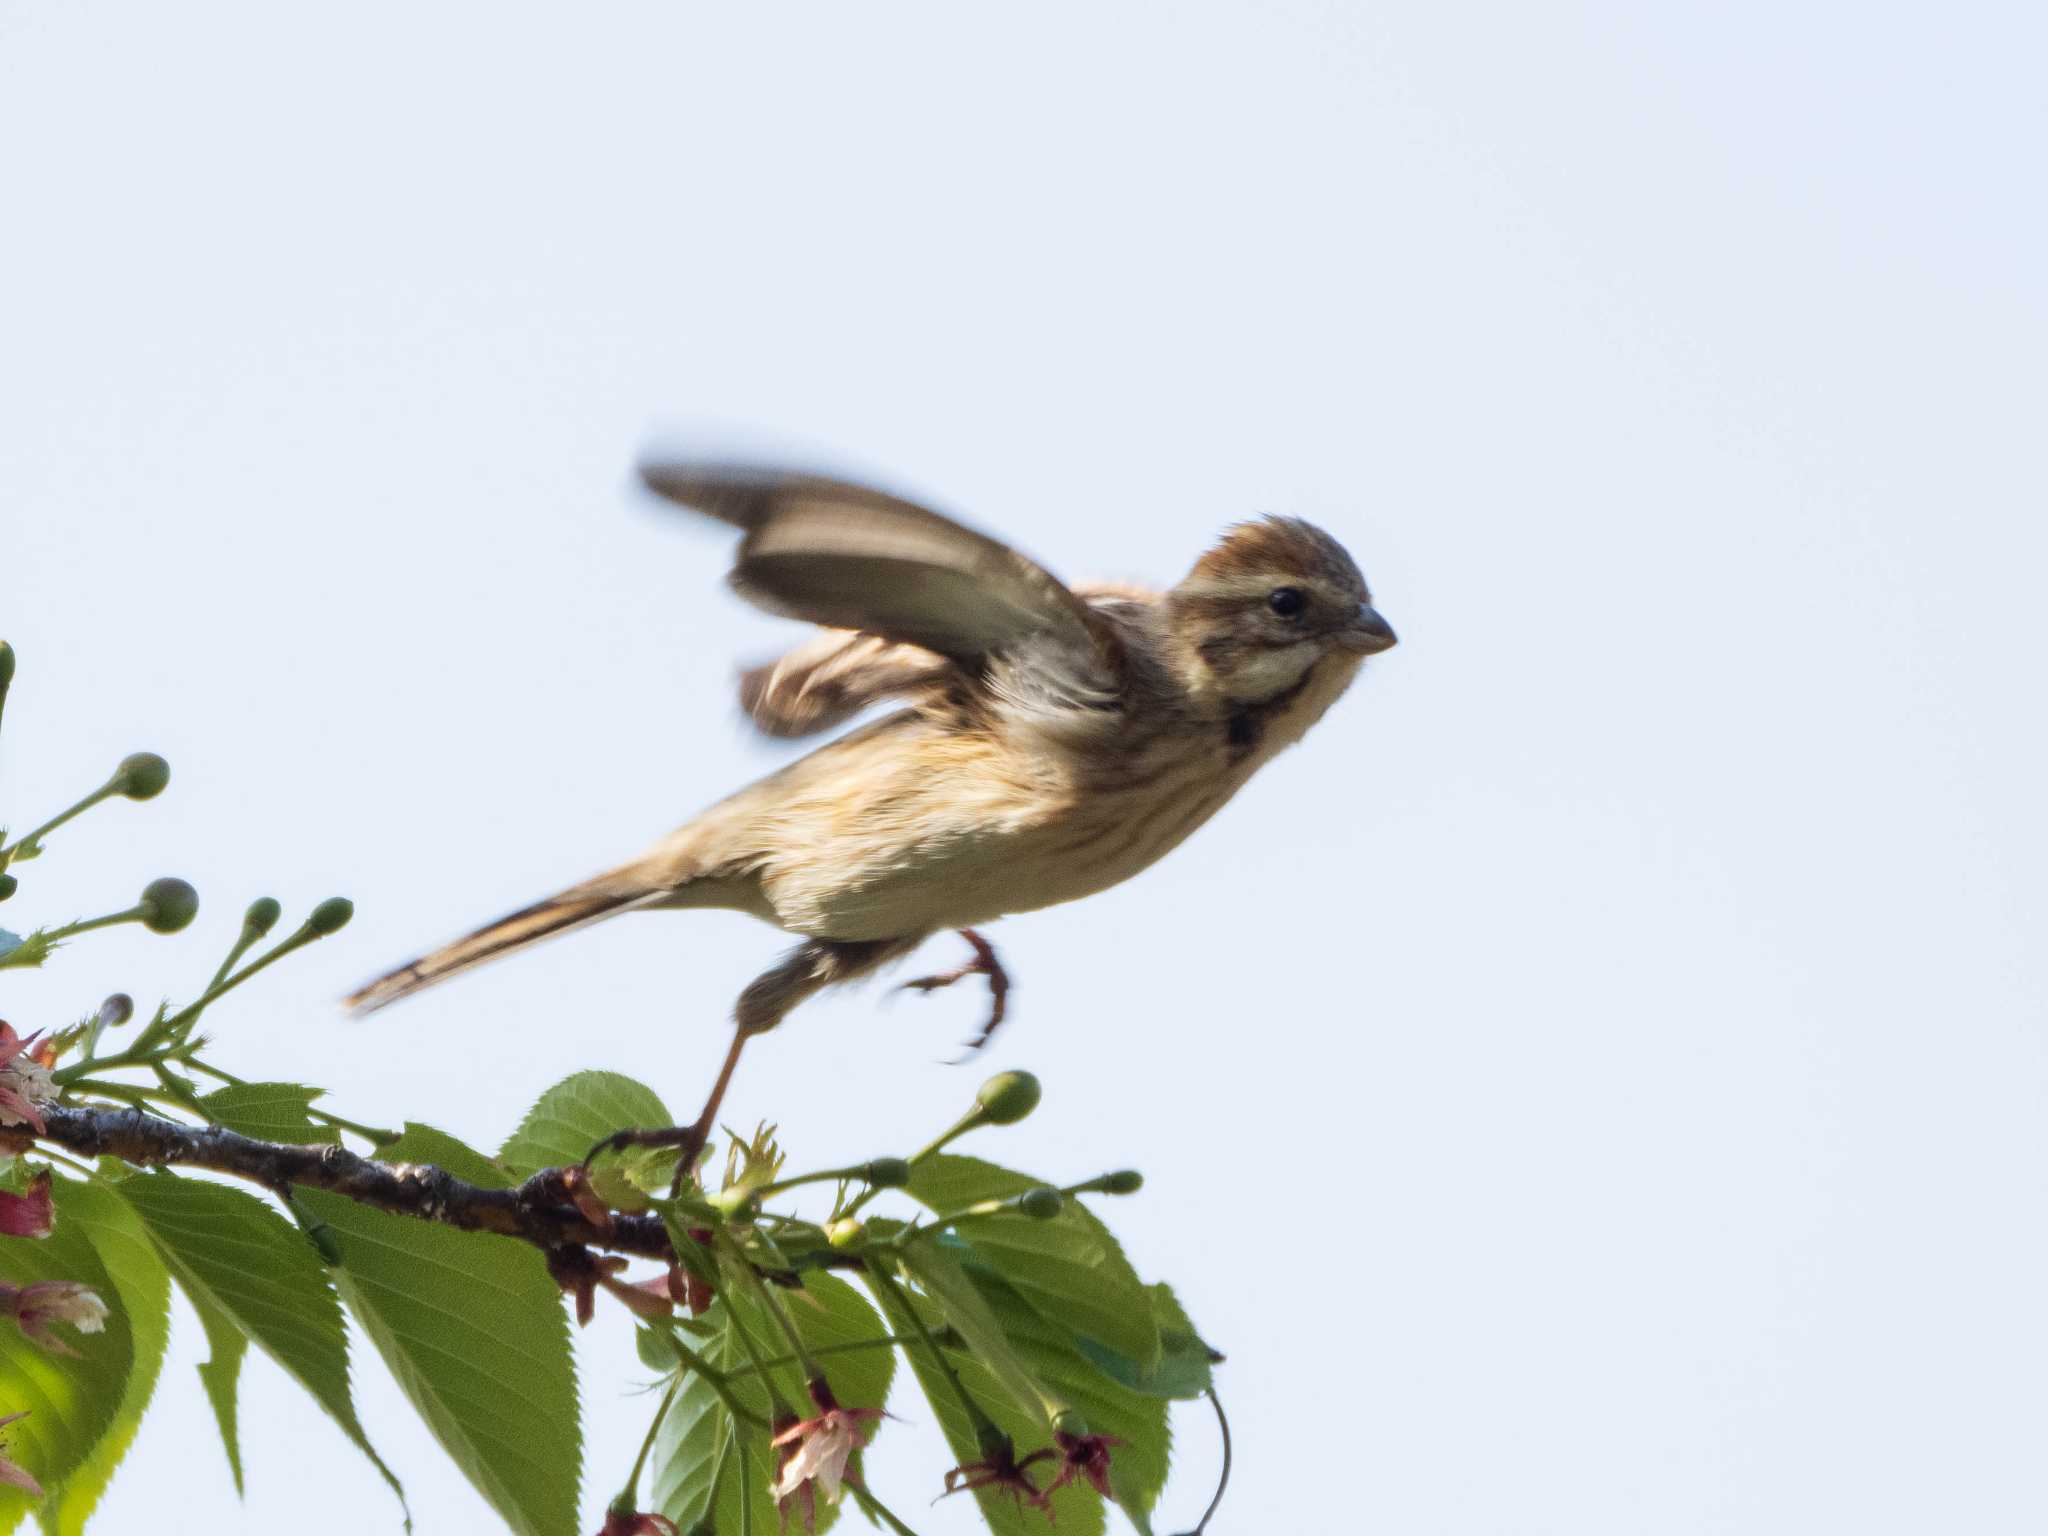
[1340,603,1398,654]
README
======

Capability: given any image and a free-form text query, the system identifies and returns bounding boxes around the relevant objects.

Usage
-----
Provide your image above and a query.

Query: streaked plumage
[348,454,1395,1135]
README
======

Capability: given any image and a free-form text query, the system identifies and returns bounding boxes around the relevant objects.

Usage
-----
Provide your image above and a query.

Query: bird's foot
[582,1123,709,1196]
[895,928,1011,1059]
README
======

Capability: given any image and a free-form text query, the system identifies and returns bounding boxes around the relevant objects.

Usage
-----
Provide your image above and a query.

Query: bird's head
[1164,516,1397,708]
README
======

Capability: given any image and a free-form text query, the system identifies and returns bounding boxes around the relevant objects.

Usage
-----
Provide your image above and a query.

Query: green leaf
[648,1299,791,1535]
[966,1269,1172,1526]
[196,1082,338,1145]
[862,1270,1105,1536]
[377,1122,513,1189]
[907,1155,1159,1369]
[1075,1285,1219,1401]
[498,1071,672,1209]
[34,1177,171,1536]
[0,1180,133,1532]
[190,1288,249,1494]
[893,1240,1052,1426]
[113,1171,402,1518]
[783,1271,897,1421]
[299,1125,579,1536]
[499,1071,671,1173]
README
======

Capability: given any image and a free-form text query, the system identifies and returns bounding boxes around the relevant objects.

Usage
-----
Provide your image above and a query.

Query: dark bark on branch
[35,1103,674,1261]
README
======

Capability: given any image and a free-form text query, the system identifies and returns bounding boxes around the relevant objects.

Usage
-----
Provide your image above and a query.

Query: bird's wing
[735,579,1160,740]
[638,458,1121,687]
[737,629,954,739]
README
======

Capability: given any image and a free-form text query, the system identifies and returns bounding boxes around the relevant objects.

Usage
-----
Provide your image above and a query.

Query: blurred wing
[638,457,1118,680]
[738,629,954,739]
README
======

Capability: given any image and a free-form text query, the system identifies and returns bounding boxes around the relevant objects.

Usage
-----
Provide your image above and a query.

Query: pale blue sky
[3,3,2044,1532]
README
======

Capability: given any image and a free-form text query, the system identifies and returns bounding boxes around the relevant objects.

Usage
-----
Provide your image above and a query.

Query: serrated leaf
[378,1122,513,1189]
[35,1177,171,1536]
[647,1271,892,1536]
[966,1269,1171,1526]
[893,1240,1051,1426]
[649,1298,802,1535]
[783,1271,896,1421]
[1075,1285,1218,1401]
[861,1270,1105,1536]
[115,1172,404,1518]
[299,1125,579,1536]
[196,1082,338,1145]
[498,1071,672,1210]
[499,1071,672,1174]
[0,1180,133,1531]
[907,1156,1159,1369]
[191,1288,249,1494]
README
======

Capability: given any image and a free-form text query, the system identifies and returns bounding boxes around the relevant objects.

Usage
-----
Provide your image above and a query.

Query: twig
[34,1102,674,1260]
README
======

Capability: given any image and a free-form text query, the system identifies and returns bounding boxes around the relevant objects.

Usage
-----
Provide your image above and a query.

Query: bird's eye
[1267,587,1307,619]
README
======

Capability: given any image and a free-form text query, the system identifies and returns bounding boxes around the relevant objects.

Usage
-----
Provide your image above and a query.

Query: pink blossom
[770,1383,885,1531]
[2,1280,108,1355]
[0,1170,52,1238]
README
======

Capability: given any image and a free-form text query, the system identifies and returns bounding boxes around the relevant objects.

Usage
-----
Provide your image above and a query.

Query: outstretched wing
[732,579,1159,739]
[638,457,1120,688]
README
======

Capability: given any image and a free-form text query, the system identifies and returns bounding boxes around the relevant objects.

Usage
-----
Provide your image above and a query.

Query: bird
[347,454,1397,1156]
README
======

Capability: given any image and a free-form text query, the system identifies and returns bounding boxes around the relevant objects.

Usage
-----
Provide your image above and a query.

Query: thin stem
[718,1283,802,1422]
[863,1260,1006,1450]
[65,1079,174,1111]
[616,1368,686,1510]
[1,781,119,860]
[153,927,318,1038]
[847,1480,923,1536]
[207,925,267,993]
[751,1164,868,1200]
[1173,1389,1234,1536]
[845,1110,983,1219]
[53,1043,173,1088]
[716,1228,819,1394]
[41,905,146,943]
[658,1325,770,1433]
[719,1334,918,1384]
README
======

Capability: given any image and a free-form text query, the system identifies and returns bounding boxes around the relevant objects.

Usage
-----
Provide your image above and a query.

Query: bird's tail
[344,877,654,1015]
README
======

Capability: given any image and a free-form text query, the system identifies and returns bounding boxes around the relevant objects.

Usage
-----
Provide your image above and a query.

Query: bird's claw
[895,928,1011,1060]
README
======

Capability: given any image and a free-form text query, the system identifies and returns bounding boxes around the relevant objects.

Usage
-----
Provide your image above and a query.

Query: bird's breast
[749,707,1258,941]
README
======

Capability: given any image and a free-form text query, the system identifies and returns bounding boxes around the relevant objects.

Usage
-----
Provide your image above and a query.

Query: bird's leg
[896,928,1011,1056]
[584,936,918,1187]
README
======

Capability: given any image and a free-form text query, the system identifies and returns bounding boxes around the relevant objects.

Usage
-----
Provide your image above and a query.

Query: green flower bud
[1098,1169,1144,1196]
[1051,1408,1091,1440]
[97,994,134,1029]
[243,896,283,938]
[139,877,200,934]
[306,897,354,936]
[0,874,16,903]
[826,1217,867,1250]
[710,1186,757,1219]
[975,1070,1042,1126]
[861,1157,912,1189]
[114,752,171,801]
[0,640,14,687]
[1017,1187,1064,1220]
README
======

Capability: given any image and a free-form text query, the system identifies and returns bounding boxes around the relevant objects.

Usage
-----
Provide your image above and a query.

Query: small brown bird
[349,456,1396,1150]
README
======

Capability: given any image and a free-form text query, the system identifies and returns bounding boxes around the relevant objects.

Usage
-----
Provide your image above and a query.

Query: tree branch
[34,1102,674,1261]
